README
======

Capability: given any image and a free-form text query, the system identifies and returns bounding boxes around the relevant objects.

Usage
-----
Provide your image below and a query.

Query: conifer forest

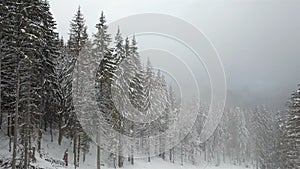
[0,1,299,169]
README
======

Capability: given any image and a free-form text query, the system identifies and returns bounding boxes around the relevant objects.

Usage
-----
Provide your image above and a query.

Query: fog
[49,0,300,110]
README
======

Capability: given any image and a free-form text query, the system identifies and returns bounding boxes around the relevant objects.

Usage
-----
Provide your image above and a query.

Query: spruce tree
[67,6,89,168]
[284,85,300,168]
[114,28,125,168]
[92,12,112,168]
[68,7,88,57]
[93,11,111,62]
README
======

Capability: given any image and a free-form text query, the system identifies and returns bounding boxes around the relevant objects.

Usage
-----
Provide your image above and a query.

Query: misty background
[49,0,300,110]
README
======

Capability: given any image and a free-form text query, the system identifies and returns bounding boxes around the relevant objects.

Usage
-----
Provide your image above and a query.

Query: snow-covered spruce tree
[226,108,240,164]
[113,37,133,128]
[0,1,5,130]
[18,58,40,169]
[113,30,147,168]
[95,29,147,168]
[0,0,60,168]
[56,40,74,146]
[153,71,169,160]
[277,110,291,168]
[1,3,21,167]
[128,66,146,157]
[114,28,126,168]
[144,58,154,162]
[37,0,61,152]
[196,107,227,167]
[117,37,142,165]
[251,106,279,169]
[0,2,25,168]
[175,99,197,166]
[214,116,227,166]
[283,85,300,168]
[95,49,124,168]
[219,107,249,166]
[271,111,285,169]
[0,39,2,130]
[67,7,88,57]
[267,109,282,169]
[0,0,18,141]
[128,37,138,165]
[161,85,178,163]
[74,40,95,164]
[93,11,111,62]
[235,107,249,165]
[166,85,179,163]
[128,68,145,114]
[92,11,112,169]
[144,58,153,113]
[175,100,199,167]
[66,6,89,168]
[95,28,128,168]
[130,36,142,72]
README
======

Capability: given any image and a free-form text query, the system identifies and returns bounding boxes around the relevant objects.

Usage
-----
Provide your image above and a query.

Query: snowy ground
[33,158,252,169]
[0,130,251,169]
[116,159,250,169]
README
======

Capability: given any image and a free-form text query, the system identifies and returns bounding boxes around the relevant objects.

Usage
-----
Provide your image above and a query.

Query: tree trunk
[118,138,124,168]
[9,134,12,152]
[148,154,151,163]
[12,60,20,169]
[7,114,10,136]
[50,120,53,142]
[216,150,220,166]
[24,89,31,169]
[147,135,151,162]
[38,89,45,154]
[130,124,134,165]
[116,107,123,168]
[180,142,183,166]
[130,152,134,165]
[31,147,36,163]
[9,114,12,152]
[83,152,86,163]
[44,115,47,131]
[58,113,63,145]
[38,110,42,155]
[73,134,77,169]
[0,111,1,130]
[97,131,101,169]
[169,149,172,162]
[113,157,116,169]
[38,128,42,155]
[24,128,29,169]
[191,146,195,165]
[172,148,175,163]
[0,53,1,129]
[24,74,33,169]
[77,135,80,167]
[204,143,207,161]
[159,134,165,160]
[223,146,226,163]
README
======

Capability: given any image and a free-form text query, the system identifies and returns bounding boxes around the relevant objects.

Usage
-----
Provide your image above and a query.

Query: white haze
[49,0,300,109]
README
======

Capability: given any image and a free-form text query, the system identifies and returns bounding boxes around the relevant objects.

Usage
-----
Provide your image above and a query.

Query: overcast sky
[49,0,300,109]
